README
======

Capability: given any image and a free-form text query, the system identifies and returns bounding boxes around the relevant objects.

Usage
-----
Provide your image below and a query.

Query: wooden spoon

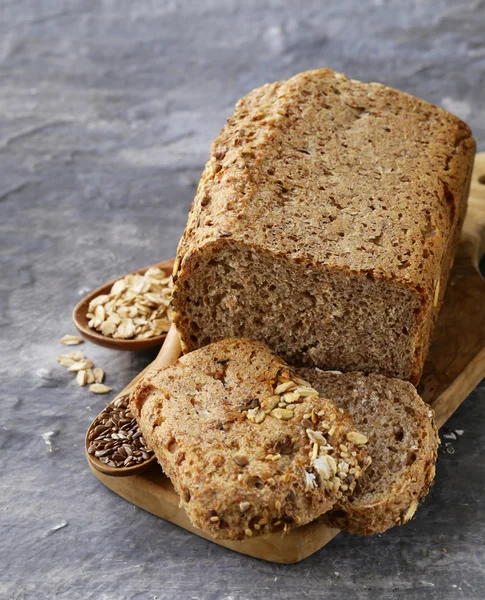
[73,258,175,351]
[85,324,182,477]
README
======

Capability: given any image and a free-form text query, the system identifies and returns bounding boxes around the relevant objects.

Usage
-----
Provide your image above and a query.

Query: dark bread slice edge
[298,369,439,535]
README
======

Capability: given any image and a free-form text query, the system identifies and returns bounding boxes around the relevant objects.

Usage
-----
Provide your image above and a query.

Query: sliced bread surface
[130,338,370,540]
[298,369,439,534]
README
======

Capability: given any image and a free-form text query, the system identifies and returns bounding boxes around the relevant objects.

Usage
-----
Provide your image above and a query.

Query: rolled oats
[60,334,83,346]
[90,383,112,394]
[57,350,111,394]
[86,267,173,340]
[57,356,76,368]
[76,370,88,386]
[68,359,94,372]
[93,367,105,384]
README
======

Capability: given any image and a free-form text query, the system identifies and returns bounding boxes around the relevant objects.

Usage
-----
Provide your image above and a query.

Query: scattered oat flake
[93,367,105,383]
[60,334,83,345]
[57,356,75,368]
[57,348,110,394]
[68,360,93,372]
[76,370,88,386]
[90,383,112,394]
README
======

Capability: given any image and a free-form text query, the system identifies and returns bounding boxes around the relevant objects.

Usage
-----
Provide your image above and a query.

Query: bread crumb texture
[130,338,370,540]
[172,68,475,383]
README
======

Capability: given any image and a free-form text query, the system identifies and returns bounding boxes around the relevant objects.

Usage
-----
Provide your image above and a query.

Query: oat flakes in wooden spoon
[73,258,175,351]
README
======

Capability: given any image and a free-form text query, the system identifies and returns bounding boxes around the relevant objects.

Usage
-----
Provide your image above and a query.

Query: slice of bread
[130,339,370,541]
[298,369,439,535]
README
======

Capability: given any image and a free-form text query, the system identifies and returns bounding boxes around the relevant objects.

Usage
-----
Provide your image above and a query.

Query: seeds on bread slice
[130,338,370,541]
[298,369,439,535]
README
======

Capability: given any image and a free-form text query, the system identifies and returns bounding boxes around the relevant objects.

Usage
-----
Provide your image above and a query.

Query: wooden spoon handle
[111,324,181,394]
[150,324,182,371]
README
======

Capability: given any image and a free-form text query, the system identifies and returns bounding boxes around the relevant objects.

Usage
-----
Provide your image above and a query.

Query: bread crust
[130,339,369,540]
[298,369,439,535]
[172,68,475,383]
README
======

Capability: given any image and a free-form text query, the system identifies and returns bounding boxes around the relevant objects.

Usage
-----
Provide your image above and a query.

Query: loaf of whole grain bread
[298,369,439,534]
[129,338,370,541]
[171,68,475,384]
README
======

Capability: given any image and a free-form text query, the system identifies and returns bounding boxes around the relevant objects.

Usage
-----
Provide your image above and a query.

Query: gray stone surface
[1,0,484,598]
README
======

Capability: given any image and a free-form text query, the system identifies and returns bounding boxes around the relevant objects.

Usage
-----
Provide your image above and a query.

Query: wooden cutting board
[87,152,485,564]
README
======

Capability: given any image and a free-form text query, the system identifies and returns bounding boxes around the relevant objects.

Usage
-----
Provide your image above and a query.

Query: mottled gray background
[1,0,484,598]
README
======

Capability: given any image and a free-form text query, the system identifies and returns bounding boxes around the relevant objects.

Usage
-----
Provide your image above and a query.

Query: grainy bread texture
[171,68,475,384]
[298,368,439,535]
[130,339,370,541]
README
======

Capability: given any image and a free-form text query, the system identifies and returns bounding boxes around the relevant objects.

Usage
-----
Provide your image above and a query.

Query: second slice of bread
[298,369,439,534]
